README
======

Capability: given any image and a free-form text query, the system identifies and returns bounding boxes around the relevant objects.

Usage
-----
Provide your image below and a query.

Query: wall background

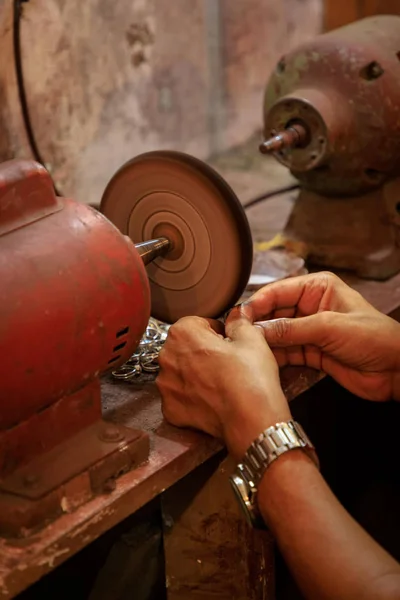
[324,0,400,30]
[0,0,322,205]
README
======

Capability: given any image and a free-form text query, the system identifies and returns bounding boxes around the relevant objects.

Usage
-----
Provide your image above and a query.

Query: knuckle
[317,310,337,332]
[161,398,186,428]
[318,270,336,280]
[157,346,170,369]
[161,401,176,425]
[273,318,292,340]
[167,322,182,340]
[178,315,203,328]
[305,271,342,303]
[317,271,339,287]
[155,372,167,393]
[156,375,178,403]
[200,343,225,359]
[174,316,192,327]
[317,311,330,327]
[168,316,202,338]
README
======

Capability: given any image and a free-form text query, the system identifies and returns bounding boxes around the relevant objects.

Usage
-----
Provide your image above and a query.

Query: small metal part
[112,318,170,382]
[126,351,141,364]
[159,329,168,342]
[141,360,160,373]
[135,237,171,265]
[112,364,142,380]
[259,123,308,154]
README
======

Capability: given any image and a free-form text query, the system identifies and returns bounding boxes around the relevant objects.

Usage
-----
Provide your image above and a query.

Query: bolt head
[23,473,39,487]
[100,425,125,443]
[103,479,117,493]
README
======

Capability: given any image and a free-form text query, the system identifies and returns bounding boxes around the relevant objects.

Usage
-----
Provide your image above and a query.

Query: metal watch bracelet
[229,420,319,529]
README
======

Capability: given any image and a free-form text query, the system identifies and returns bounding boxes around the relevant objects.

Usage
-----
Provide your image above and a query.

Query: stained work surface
[0,381,221,599]
[162,454,275,600]
[0,0,321,205]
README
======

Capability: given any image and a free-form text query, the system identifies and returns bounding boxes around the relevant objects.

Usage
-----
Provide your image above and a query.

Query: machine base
[283,180,400,280]
[0,420,149,538]
[0,379,150,538]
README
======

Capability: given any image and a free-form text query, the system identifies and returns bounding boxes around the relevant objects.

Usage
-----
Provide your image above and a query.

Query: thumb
[256,314,330,347]
[225,304,265,344]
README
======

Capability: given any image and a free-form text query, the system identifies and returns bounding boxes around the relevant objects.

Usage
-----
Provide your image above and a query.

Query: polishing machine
[0,152,252,536]
[259,15,400,279]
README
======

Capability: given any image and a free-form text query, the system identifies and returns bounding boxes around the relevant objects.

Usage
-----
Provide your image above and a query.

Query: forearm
[258,451,400,600]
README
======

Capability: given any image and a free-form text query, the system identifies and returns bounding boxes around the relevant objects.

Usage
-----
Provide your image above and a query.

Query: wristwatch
[229,420,319,529]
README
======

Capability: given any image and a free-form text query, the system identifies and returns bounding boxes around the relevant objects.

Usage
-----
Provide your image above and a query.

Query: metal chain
[112,318,170,381]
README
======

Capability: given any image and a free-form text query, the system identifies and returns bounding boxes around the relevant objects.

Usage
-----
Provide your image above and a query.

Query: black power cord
[13,0,61,195]
[243,183,299,210]
[13,0,43,164]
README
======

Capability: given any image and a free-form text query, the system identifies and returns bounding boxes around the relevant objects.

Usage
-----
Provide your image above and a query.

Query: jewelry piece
[112,318,170,381]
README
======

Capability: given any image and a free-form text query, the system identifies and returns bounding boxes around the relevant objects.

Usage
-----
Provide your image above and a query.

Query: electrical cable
[13,0,61,195]
[243,183,299,210]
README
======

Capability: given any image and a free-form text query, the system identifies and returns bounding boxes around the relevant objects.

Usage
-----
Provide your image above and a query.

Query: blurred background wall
[0,0,322,204]
[325,0,400,29]
[0,0,398,205]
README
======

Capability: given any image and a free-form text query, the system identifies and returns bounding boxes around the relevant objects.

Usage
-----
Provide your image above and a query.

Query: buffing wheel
[100,151,253,323]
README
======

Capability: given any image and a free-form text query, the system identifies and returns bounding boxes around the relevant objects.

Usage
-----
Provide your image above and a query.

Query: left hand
[156,306,291,459]
[245,272,400,402]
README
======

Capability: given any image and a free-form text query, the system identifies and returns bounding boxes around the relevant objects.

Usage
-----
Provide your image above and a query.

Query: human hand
[245,271,400,402]
[156,308,291,459]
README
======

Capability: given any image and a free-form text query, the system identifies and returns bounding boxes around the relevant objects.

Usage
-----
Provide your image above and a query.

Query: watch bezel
[229,473,265,529]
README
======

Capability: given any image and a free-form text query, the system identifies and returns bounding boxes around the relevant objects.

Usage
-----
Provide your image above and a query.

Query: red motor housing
[0,160,153,536]
[0,160,150,431]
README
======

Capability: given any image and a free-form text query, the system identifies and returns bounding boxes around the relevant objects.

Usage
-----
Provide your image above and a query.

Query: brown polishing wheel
[100,151,253,323]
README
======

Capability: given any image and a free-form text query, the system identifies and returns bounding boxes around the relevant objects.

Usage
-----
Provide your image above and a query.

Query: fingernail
[223,302,242,321]
[223,308,233,320]
[238,302,254,320]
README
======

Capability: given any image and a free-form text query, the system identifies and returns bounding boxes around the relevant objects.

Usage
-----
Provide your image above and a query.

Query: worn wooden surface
[162,454,274,600]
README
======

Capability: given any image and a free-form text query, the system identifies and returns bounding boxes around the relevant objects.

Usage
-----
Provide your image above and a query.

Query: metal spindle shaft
[259,123,308,155]
[135,237,171,265]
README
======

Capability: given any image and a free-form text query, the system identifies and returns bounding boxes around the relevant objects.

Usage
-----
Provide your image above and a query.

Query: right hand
[244,272,400,402]
[157,308,291,459]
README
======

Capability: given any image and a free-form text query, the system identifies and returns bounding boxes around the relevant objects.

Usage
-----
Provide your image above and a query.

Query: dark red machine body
[0,160,151,536]
[0,160,150,425]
